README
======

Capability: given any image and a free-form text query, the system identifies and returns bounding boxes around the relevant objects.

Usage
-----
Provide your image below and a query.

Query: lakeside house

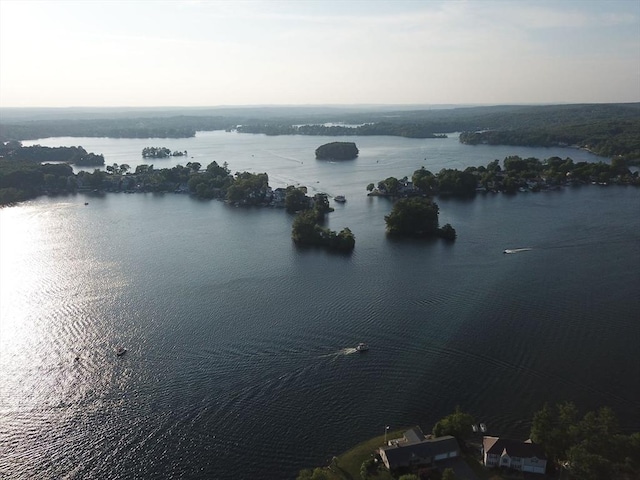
[378,426,460,471]
[482,436,547,474]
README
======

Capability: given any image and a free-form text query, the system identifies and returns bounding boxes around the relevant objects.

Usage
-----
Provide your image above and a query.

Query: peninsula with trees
[368,155,639,201]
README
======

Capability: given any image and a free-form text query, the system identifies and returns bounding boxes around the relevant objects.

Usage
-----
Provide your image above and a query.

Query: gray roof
[403,426,426,444]
[484,436,546,460]
[381,435,459,469]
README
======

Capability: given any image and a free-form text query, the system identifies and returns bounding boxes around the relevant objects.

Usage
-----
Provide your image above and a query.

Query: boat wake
[319,347,358,360]
[503,248,533,254]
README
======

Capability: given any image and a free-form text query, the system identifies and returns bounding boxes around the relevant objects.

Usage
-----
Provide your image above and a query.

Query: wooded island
[315,142,359,160]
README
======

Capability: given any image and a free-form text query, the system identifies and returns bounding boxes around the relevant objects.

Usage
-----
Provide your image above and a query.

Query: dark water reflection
[2,134,639,479]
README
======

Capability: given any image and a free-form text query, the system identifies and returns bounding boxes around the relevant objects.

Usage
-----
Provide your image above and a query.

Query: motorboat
[334,195,346,203]
[116,347,127,357]
[355,342,369,352]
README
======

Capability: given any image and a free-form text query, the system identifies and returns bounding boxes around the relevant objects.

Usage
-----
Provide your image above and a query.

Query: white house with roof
[483,436,547,474]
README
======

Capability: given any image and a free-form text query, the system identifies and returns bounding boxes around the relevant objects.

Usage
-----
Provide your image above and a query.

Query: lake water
[2,132,639,479]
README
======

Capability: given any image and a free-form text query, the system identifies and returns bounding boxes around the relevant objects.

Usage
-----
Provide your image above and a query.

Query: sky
[0,0,639,108]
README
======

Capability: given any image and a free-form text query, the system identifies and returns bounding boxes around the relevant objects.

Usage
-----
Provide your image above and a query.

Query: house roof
[483,436,546,460]
[403,426,426,444]
[381,435,459,469]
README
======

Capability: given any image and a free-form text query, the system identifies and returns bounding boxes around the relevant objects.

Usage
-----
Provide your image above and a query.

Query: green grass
[298,429,406,480]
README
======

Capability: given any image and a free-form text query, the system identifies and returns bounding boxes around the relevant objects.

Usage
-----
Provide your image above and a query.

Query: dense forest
[1,103,638,158]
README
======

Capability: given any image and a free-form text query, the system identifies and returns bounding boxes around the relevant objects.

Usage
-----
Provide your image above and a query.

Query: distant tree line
[0,142,104,166]
[460,118,640,161]
[0,116,236,142]
[237,122,448,139]
[2,104,638,159]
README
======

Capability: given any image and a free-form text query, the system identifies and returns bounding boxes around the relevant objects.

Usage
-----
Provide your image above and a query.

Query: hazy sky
[1,0,639,107]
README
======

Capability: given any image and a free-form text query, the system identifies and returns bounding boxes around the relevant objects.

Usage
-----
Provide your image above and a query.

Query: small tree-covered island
[385,197,456,241]
[142,146,187,158]
[315,142,359,160]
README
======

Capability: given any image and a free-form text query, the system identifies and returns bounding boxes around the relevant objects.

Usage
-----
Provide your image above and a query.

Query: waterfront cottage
[378,427,460,470]
[482,436,547,474]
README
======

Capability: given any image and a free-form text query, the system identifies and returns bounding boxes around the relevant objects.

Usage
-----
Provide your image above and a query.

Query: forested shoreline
[2,152,638,207]
[1,103,638,158]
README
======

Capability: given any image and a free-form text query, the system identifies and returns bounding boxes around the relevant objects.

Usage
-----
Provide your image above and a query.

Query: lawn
[298,428,406,480]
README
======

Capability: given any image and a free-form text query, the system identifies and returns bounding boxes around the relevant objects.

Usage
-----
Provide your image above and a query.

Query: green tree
[135,164,153,175]
[334,227,355,251]
[186,161,201,172]
[380,176,399,195]
[297,467,328,480]
[436,168,477,196]
[385,197,440,237]
[442,468,456,480]
[313,193,333,213]
[439,223,457,241]
[226,172,269,205]
[530,403,554,450]
[206,160,230,177]
[432,406,474,442]
[366,183,375,192]
[412,166,436,193]
[292,210,320,243]
[285,186,310,213]
[567,444,613,480]
[87,169,106,189]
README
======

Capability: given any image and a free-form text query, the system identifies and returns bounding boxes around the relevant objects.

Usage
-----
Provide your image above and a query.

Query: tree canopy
[530,402,640,479]
[291,209,355,252]
[315,142,359,160]
[385,197,440,237]
[432,406,475,442]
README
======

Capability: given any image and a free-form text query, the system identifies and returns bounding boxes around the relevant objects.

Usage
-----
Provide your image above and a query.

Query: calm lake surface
[2,132,639,479]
